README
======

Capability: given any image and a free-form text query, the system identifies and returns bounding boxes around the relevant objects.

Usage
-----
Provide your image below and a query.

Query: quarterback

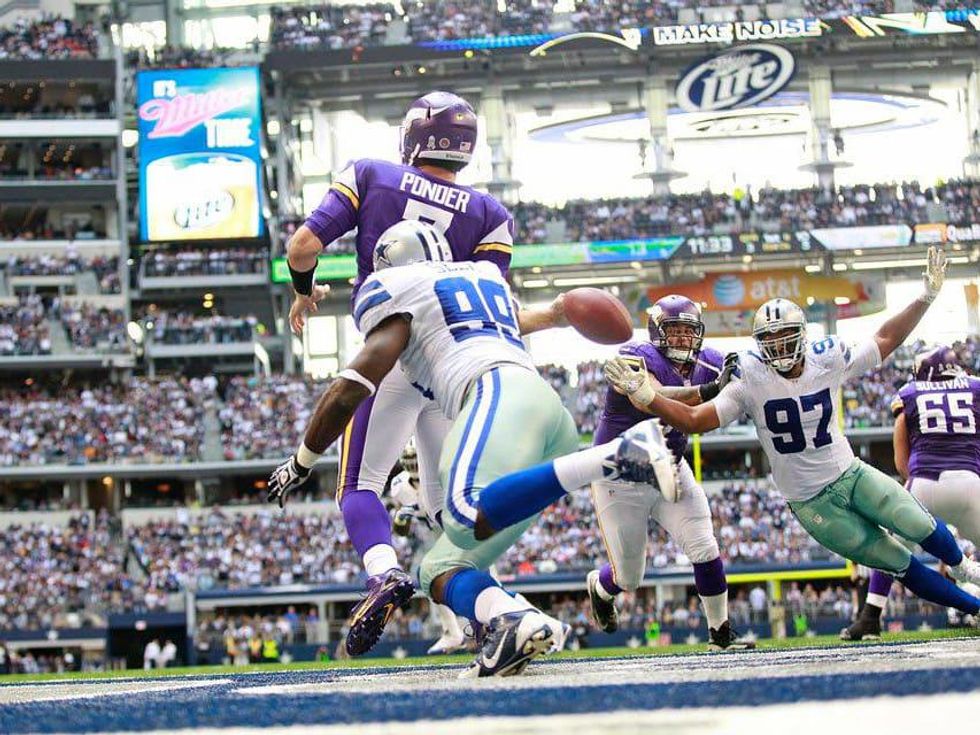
[603,247,980,617]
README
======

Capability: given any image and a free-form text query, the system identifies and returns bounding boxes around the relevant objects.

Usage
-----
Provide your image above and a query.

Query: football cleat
[587,570,619,633]
[839,614,882,642]
[427,632,467,655]
[948,556,980,587]
[606,419,678,501]
[459,610,560,679]
[345,568,416,657]
[708,621,757,651]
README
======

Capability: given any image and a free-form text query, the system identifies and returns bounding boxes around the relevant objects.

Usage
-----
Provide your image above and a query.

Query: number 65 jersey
[893,376,980,480]
[712,336,881,502]
[354,260,534,420]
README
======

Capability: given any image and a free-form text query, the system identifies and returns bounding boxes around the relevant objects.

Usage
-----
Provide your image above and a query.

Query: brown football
[563,287,634,345]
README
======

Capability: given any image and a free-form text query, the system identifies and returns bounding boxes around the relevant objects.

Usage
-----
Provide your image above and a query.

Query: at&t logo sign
[675,43,795,113]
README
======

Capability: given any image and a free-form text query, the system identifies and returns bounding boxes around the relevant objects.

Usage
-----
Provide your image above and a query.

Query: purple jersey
[894,376,980,479]
[594,342,724,461]
[303,159,514,296]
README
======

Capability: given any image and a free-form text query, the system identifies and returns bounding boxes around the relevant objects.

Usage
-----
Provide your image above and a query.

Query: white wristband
[296,443,322,469]
[338,368,377,395]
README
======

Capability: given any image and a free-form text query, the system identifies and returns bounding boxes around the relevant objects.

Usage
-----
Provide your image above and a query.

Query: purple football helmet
[647,294,705,364]
[914,345,964,382]
[400,91,478,172]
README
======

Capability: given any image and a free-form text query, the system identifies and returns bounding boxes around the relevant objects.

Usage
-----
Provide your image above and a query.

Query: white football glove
[267,455,312,509]
[921,245,947,304]
[604,357,657,406]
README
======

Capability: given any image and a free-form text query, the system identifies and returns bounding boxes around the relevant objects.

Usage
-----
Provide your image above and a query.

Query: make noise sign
[675,43,796,113]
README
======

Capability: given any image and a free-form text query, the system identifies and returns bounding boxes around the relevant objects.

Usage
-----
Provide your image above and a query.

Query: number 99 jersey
[354,260,534,419]
[712,335,881,502]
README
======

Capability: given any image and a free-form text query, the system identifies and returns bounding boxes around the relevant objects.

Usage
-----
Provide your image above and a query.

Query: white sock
[866,592,889,610]
[553,439,620,492]
[592,574,616,601]
[474,586,531,624]
[700,591,728,631]
[435,603,463,640]
[362,544,399,577]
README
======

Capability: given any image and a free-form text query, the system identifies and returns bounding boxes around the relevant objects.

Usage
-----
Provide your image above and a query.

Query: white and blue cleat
[460,610,563,678]
[605,419,679,502]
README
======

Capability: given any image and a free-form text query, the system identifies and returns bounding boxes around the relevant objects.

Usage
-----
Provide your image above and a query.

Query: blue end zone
[2,645,978,733]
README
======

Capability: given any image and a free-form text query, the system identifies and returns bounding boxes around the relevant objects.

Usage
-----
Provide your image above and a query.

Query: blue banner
[137,67,265,242]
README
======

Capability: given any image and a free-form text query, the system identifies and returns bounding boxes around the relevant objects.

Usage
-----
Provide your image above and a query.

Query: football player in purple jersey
[842,344,980,640]
[277,91,564,657]
[585,295,755,650]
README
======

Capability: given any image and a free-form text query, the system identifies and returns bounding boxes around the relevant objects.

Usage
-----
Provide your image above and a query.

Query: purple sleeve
[303,165,359,247]
[472,202,513,276]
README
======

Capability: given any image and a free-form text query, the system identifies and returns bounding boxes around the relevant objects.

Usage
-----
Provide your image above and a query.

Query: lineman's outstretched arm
[873,246,946,361]
[517,293,568,335]
[267,316,410,507]
[604,358,723,434]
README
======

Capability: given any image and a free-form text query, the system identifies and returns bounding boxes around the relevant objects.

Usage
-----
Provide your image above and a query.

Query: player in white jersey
[603,247,980,618]
[268,220,674,677]
[388,441,467,655]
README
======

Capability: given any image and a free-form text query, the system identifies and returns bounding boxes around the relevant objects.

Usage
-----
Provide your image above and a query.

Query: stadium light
[553,275,639,287]
[522,279,550,288]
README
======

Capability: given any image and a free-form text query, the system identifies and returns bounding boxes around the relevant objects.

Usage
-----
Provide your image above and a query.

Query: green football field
[3,628,978,685]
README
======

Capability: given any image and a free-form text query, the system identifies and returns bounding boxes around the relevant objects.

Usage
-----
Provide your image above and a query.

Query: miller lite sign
[675,44,795,113]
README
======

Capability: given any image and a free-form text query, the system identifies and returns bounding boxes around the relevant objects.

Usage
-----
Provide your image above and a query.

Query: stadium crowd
[0,296,51,357]
[218,375,330,460]
[267,0,980,50]
[0,377,211,466]
[57,301,127,351]
[140,310,260,346]
[0,512,131,632]
[126,507,416,593]
[142,248,268,278]
[0,16,99,61]
[2,254,120,294]
[512,180,980,244]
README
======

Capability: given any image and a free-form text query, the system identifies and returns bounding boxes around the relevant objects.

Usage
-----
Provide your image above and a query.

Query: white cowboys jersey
[713,335,881,502]
[354,260,534,418]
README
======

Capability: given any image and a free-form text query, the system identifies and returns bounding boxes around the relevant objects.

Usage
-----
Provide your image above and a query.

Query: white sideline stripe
[87,693,980,735]
[0,677,231,704]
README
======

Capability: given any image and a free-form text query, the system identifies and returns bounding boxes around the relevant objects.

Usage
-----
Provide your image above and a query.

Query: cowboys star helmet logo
[374,242,393,268]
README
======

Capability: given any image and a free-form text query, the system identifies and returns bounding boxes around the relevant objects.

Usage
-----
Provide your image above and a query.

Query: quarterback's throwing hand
[267,455,312,508]
[604,357,657,405]
[922,246,947,303]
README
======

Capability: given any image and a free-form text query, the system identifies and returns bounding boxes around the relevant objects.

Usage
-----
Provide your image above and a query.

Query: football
[563,287,634,344]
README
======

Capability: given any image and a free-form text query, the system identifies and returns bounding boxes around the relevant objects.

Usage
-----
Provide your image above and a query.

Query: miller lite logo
[675,44,794,113]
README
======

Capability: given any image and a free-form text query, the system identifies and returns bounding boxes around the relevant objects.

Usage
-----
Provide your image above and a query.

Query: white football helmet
[752,298,807,373]
[373,220,453,271]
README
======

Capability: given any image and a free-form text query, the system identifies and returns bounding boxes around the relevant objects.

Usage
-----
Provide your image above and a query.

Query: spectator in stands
[142,248,267,278]
[0,16,99,61]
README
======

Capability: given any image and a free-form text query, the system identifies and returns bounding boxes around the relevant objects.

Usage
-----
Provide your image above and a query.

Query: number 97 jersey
[354,260,534,419]
[713,336,881,502]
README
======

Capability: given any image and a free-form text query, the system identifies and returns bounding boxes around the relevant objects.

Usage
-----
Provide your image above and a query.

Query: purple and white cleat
[345,568,416,657]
